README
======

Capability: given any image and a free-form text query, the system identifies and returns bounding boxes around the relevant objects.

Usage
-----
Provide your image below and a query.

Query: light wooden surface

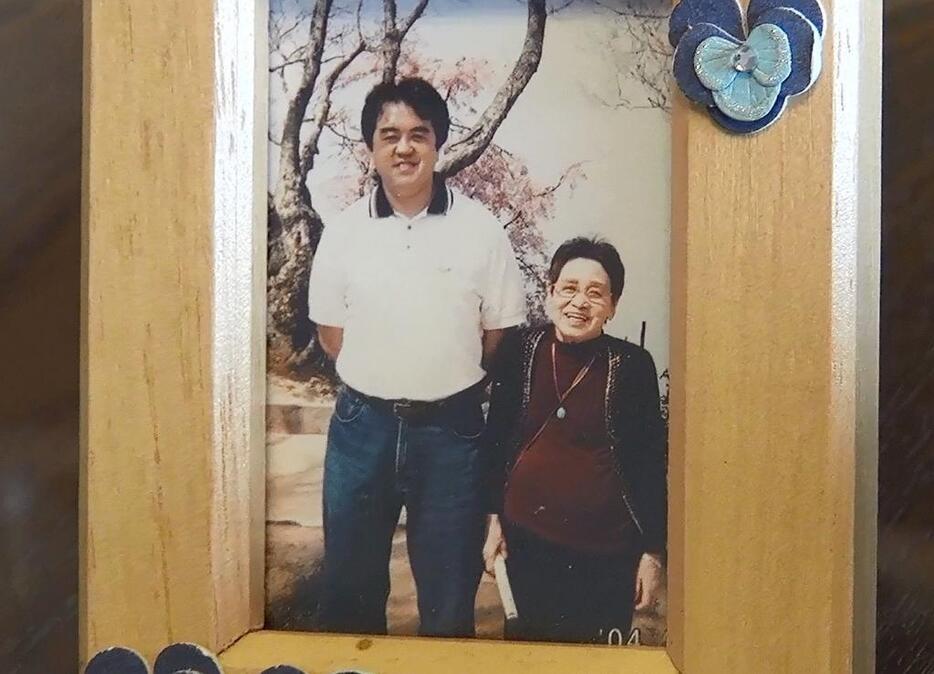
[219,632,678,674]
[844,1,883,670]
[211,0,268,648]
[667,0,880,672]
[80,0,880,672]
[81,0,215,659]
[80,0,264,664]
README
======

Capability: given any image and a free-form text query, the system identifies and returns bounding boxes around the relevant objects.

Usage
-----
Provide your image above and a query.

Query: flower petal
[669,0,745,47]
[712,72,783,121]
[753,7,822,96]
[673,23,741,106]
[708,94,789,134]
[695,36,741,91]
[746,23,792,87]
[748,0,825,36]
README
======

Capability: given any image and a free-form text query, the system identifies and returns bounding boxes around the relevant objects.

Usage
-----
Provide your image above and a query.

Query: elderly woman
[482,237,667,644]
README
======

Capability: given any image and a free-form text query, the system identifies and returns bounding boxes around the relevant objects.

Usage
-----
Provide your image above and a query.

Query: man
[308,77,526,637]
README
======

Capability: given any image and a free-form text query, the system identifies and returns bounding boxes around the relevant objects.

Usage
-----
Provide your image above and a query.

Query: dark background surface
[0,1,82,673]
[877,0,934,672]
[0,1,931,672]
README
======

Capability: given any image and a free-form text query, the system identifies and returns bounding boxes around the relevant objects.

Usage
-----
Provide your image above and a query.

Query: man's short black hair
[548,236,626,303]
[360,77,450,150]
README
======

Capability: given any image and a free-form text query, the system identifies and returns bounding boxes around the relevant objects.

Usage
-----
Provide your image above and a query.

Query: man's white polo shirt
[308,183,527,401]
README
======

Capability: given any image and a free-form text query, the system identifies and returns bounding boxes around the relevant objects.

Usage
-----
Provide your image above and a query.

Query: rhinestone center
[732,44,759,72]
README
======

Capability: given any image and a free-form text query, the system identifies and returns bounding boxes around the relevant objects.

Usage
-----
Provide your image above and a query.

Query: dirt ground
[265,521,666,645]
[264,395,667,646]
[265,521,505,638]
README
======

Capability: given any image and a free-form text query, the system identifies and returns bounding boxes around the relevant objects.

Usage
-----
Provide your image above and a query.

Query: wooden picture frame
[79,0,882,672]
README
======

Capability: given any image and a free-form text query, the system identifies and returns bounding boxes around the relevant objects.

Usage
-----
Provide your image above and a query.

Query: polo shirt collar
[370,173,452,219]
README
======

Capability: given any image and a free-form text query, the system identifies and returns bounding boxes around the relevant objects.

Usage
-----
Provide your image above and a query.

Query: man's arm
[317,324,344,361]
[479,223,526,358]
[307,216,349,359]
[481,328,509,372]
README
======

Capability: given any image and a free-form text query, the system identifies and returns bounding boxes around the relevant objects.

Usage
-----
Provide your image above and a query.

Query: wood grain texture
[80,0,880,671]
[667,1,880,672]
[843,2,882,671]
[219,632,678,674]
[81,0,215,659]
[211,0,268,647]
[80,0,264,664]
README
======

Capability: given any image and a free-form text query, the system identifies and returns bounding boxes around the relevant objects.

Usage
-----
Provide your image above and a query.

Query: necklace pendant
[556,406,567,419]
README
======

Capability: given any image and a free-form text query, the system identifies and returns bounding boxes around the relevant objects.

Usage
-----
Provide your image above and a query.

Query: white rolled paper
[493,555,518,621]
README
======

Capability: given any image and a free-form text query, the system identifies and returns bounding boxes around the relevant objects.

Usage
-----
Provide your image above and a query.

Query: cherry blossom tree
[268,0,553,375]
[266,0,667,377]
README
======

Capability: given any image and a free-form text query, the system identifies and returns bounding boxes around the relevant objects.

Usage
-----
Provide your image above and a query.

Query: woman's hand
[483,514,508,576]
[633,552,664,611]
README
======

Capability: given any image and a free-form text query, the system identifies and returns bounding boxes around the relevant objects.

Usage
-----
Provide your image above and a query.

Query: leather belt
[345,382,484,423]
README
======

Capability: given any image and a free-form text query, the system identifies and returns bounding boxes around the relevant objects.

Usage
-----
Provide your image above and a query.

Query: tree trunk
[268,0,546,373]
[269,0,366,373]
[379,0,428,83]
[381,0,400,83]
[268,0,332,372]
[267,188,324,373]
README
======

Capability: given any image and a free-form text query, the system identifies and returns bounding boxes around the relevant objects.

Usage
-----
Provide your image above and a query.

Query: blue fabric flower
[670,0,825,134]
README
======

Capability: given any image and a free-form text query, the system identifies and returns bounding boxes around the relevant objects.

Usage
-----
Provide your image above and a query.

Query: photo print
[265,0,672,647]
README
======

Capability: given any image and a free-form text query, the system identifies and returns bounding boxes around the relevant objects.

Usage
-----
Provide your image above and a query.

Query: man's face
[370,102,438,199]
[548,257,617,343]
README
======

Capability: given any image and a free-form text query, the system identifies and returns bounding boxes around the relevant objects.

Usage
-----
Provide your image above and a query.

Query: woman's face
[548,257,617,343]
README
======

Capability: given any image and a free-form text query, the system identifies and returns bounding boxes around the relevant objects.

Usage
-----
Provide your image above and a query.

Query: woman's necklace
[551,341,597,420]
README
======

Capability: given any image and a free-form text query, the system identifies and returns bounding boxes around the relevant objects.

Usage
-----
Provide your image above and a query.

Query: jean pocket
[333,388,366,423]
[447,403,486,440]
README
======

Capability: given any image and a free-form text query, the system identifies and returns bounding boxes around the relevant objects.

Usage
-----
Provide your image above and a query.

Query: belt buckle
[393,399,414,419]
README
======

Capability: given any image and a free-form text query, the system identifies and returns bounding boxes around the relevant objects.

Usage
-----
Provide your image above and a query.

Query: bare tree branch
[437,0,547,177]
[270,12,308,52]
[276,0,333,204]
[270,57,307,73]
[300,39,367,176]
[269,11,312,74]
[271,39,310,69]
[498,159,582,232]
[378,0,430,83]
[383,0,397,28]
[400,0,430,37]
[547,0,576,14]
[534,161,583,198]
[324,122,364,144]
[591,0,667,20]
[514,253,540,279]
[570,0,672,112]
[278,14,306,41]
[356,0,366,40]
[380,0,399,83]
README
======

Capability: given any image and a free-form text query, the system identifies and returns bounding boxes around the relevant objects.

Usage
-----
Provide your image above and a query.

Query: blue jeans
[318,386,486,637]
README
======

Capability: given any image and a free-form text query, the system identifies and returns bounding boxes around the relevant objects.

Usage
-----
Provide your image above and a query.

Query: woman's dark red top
[503,330,635,554]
